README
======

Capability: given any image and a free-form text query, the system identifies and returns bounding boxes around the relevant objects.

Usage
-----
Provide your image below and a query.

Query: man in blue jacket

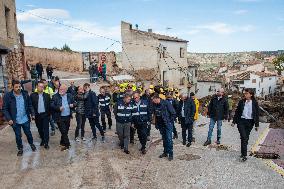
[83,83,105,141]
[132,91,152,154]
[51,84,75,151]
[3,80,37,156]
[152,93,176,161]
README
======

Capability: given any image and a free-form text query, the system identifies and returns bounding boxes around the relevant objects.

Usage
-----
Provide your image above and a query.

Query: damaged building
[121,21,191,89]
[0,0,26,89]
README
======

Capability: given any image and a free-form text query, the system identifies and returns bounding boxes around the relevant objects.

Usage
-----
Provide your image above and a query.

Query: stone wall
[24,46,83,72]
[0,0,18,49]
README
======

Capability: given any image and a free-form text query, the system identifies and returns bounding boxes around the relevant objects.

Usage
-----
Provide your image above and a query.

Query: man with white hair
[203,88,229,146]
[51,84,75,151]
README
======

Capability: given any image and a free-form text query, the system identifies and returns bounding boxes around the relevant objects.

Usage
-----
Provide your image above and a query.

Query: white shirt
[241,100,253,119]
[181,102,185,118]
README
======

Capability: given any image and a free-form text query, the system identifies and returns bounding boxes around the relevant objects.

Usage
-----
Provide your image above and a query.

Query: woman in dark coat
[232,88,259,162]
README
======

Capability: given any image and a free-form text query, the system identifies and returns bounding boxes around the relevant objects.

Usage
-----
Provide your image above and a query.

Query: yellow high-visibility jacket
[35,87,54,97]
[194,98,199,120]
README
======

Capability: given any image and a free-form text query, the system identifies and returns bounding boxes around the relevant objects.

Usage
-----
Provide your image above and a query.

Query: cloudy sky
[16,0,284,53]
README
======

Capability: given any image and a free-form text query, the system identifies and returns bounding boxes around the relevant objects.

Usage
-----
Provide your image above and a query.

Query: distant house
[121,21,189,88]
[186,60,199,94]
[240,60,264,71]
[231,71,278,97]
[196,70,223,98]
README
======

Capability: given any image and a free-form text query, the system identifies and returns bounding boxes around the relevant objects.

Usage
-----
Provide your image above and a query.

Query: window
[180,77,185,85]
[252,79,256,83]
[195,69,198,77]
[180,48,185,58]
[14,13,17,35]
[162,47,167,58]
[5,7,10,37]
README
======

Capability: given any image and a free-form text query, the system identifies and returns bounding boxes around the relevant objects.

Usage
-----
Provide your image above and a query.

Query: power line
[17,8,188,79]
[17,8,119,43]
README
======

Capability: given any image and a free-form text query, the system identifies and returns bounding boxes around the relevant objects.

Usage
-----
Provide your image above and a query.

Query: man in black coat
[166,92,179,139]
[51,84,75,151]
[30,81,51,149]
[204,88,229,146]
[67,81,78,98]
[36,62,44,80]
[142,89,153,140]
[46,64,54,80]
[83,83,105,141]
[177,93,196,147]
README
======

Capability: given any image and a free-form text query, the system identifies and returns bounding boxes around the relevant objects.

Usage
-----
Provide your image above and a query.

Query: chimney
[148,29,153,33]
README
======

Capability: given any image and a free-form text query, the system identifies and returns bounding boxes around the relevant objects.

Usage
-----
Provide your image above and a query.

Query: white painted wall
[196,81,222,98]
[238,73,277,96]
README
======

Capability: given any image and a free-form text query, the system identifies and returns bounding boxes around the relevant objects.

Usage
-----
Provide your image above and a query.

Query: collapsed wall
[24,46,83,72]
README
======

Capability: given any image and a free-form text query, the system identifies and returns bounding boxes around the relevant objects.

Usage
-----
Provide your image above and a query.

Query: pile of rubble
[198,90,242,115]
[259,97,284,129]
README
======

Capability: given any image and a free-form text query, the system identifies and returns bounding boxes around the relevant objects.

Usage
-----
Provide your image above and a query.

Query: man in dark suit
[30,81,51,149]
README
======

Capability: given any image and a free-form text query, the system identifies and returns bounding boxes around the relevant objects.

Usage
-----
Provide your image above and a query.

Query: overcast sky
[16,0,284,53]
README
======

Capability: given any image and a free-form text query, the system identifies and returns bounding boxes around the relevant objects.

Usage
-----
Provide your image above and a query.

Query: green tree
[61,44,72,52]
[273,55,284,75]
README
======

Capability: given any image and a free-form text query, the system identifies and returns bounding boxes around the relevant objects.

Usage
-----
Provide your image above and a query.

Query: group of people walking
[2,77,259,162]
[88,62,107,83]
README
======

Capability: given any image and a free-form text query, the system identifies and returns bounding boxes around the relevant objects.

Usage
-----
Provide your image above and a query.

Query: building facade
[196,81,222,99]
[0,0,26,90]
[0,0,19,48]
[121,21,189,88]
[231,71,277,97]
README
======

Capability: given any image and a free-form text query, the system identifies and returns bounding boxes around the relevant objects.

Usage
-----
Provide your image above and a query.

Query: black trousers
[146,122,151,137]
[228,110,233,122]
[237,118,254,157]
[135,122,148,149]
[35,113,50,145]
[57,116,71,147]
[75,113,86,138]
[130,126,136,143]
[101,110,112,130]
[38,72,43,80]
[173,123,178,136]
[180,117,193,143]
[88,117,104,138]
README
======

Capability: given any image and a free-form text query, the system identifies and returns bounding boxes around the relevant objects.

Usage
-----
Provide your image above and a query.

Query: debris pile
[259,96,284,128]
